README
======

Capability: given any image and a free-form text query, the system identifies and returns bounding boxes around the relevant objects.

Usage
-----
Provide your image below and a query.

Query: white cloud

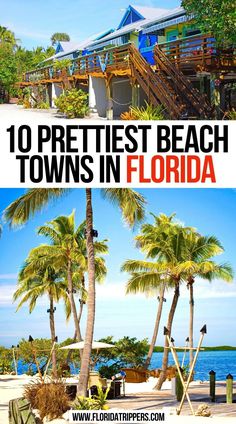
[1,278,235,308]
[97,279,236,302]
[0,285,15,306]
[0,285,48,307]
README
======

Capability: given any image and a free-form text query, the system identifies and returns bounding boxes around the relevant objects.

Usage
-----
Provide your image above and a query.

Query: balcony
[22,44,132,85]
[157,34,236,73]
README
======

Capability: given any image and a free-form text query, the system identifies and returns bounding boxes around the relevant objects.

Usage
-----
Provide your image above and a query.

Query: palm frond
[3,189,69,227]
[101,189,146,228]
[126,272,167,294]
[121,259,168,274]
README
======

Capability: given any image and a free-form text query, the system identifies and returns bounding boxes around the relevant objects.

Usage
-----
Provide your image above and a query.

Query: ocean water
[17,350,236,381]
[150,350,236,381]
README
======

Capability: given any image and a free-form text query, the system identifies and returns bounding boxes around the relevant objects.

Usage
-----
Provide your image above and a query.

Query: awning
[60,341,115,350]
[143,14,194,34]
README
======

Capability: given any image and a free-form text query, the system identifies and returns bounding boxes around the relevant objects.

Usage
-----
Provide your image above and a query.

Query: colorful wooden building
[20,4,236,119]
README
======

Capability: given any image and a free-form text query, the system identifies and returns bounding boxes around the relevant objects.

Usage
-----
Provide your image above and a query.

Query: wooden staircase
[129,44,212,119]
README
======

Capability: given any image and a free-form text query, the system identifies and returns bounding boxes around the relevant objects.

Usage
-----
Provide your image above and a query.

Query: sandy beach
[1,374,236,423]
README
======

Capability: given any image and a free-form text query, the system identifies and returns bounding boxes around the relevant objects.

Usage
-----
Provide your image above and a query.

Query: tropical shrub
[93,384,110,410]
[121,101,165,120]
[53,59,72,72]
[35,101,50,109]
[18,338,52,374]
[24,379,41,408]
[95,336,149,378]
[24,379,70,420]
[223,108,236,120]
[54,88,89,118]
[73,384,110,410]
[0,346,13,374]
[73,396,99,410]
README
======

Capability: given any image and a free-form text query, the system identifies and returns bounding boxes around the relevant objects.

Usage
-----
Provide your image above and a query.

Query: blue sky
[0,188,236,348]
[1,0,180,49]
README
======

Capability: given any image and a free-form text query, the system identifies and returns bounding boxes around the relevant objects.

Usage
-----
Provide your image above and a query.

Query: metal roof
[142,7,186,29]
[131,5,170,20]
[88,5,184,49]
[43,29,114,62]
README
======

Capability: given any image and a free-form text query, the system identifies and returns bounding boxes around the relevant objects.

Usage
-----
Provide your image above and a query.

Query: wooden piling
[209,370,216,402]
[226,374,233,404]
[176,374,183,402]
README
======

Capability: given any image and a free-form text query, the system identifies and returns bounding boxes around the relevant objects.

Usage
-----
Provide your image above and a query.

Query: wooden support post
[132,84,140,107]
[177,325,207,415]
[181,337,189,368]
[209,370,216,402]
[12,347,18,375]
[226,374,233,404]
[165,330,194,415]
[44,341,56,378]
[105,75,113,120]
[176,374,183,402]
[210,76,220,119]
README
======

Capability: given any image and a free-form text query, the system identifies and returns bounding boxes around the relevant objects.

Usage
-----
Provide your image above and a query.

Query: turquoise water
[17,351,236,381]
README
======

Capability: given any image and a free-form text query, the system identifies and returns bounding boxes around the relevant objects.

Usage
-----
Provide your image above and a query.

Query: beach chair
[9,397,36,424]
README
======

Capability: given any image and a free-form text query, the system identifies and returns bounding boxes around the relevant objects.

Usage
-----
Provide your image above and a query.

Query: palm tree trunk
[66,299,85,364]
[67,260,82,341]
[78,188,96,396]
[155,281,180,390]
[49,295,57,377]
[189,278,194,368]
[144,285,165,369]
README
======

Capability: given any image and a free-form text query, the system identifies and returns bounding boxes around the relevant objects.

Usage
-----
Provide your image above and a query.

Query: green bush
[73,384,110,410]
[96,336,149,378]
[224,108,236,120]
[35,101,50,109]
[0,346,13,374]
[121,101,165,120]
[54,89,89,118]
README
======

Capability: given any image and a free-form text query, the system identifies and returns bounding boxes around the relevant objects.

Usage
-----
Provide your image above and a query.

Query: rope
[111,97,132,106]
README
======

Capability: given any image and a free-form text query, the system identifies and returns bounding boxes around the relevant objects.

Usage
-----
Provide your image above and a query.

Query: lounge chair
[121,368,148,383]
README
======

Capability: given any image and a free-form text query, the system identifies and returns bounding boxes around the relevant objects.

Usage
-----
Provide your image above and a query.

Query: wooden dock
[107,381,236,417]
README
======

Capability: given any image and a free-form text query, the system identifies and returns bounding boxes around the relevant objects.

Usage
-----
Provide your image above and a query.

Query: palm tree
[14,257,70,377]
[123,213,195,390]
[122,264,167,369]
[4,188,145,395]
[51,32,70,46]
[33,211,108,343]
[121,214,179,369]
[0,26,19,48]
[177,232,234,367]
[128,214,234,388]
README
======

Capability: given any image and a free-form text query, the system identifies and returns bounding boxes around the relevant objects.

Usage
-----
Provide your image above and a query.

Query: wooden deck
[108,381,236,417]
[20,37,235,87]
[158,34,236,73]
[21,44,132,86]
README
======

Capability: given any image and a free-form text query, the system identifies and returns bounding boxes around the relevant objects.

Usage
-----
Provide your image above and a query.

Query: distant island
[153,346,236,352]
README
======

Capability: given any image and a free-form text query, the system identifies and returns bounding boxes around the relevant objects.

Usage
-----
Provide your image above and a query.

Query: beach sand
[1,374,235,423]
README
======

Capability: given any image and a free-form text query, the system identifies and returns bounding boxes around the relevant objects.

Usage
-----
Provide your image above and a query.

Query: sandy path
[0,375,32,423]
[0,104,62,121]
